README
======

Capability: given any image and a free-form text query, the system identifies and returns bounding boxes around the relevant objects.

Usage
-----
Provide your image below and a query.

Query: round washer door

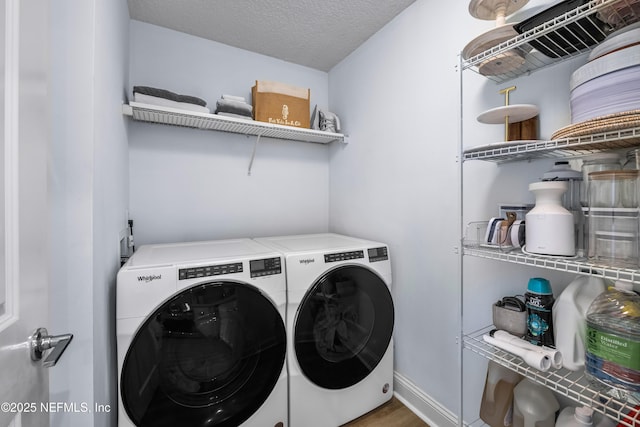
[121,281,286,427]
[294,265,394,389]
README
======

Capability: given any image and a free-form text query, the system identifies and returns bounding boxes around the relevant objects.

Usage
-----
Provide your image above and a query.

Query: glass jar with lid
[580,153,621,206]
[588,170,639,208]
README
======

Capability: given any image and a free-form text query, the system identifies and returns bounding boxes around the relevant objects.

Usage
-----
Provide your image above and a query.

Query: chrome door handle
[30,327,73,368]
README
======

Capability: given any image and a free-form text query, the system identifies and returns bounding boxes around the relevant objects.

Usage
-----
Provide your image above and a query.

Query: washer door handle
[29,327,73,368]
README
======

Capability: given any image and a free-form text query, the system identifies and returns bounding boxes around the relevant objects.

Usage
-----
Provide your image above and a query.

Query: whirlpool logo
[137,274,161,283]
[299,258,315,265]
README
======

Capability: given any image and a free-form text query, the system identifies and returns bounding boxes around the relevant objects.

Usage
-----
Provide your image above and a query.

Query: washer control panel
[368,246,389,262]
[324,250,364,263]
[178,262,243,280]
[250,257,282,278]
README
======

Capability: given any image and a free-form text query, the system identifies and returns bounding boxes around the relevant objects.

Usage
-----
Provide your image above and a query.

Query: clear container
[585,282,640,393]
[588,170,639,209]
[623,148,640,170]
[581,153,621,206]
[586,208,639,263]
[593,231,638,267]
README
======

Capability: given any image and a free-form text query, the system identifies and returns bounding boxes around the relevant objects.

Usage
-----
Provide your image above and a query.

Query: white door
[0,1,65,426]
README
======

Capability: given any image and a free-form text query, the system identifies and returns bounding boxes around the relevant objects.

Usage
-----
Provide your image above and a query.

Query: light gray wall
[328,0,585,422]
[50,1,129,426]
[128,21,331,245]
[92,0,130,426]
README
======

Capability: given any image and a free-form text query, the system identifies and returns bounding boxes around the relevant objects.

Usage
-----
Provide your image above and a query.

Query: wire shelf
[461,0,639,84]
[464,326,640,427]
[462,127,640,163]
[123,102,345,144]
[463,245,640,284]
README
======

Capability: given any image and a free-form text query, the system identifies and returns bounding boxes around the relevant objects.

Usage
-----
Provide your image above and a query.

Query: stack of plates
[569,28,640,123]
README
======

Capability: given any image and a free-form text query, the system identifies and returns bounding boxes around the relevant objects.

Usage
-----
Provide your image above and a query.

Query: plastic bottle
[480,361,523,427]
[513,379,560,427]
[556,406,594,427]
[525,278,556,347]
[585,281,640,393]
[553,276,607,371]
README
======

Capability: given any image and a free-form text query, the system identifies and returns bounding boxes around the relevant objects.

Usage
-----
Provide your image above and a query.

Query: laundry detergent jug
[513,379,560,427]
[480,360,523,427]
[553,276,607,371]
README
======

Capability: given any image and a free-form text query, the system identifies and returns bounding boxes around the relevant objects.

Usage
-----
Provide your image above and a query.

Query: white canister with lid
[543,161,584,255]
[526,181,576,256]
[580,153,621,206]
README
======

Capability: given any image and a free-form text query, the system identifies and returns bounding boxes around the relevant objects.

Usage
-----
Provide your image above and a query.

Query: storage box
[252,80,310,128]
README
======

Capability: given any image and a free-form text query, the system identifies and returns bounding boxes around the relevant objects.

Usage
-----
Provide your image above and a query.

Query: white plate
[462,24,519,59]
[463,139,542,154]
[588,24,640,61]
[478,49,526,76]
[477,104,539,123]
[571,44,640,90]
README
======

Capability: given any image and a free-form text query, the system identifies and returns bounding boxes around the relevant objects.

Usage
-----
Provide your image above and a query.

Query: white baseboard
[393,371,458,427]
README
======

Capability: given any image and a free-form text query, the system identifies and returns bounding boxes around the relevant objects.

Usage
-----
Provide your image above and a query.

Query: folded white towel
[215,99,253,115]
[222,94,247,103]
[216,112,254,120]
[134,93,210,114]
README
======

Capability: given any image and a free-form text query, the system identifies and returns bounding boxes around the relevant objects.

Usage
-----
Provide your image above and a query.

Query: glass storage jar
[588,170,639,208]
[580,153,621,206]
[623,147,640,170]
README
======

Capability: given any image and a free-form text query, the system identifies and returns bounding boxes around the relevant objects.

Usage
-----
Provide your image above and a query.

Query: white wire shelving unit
[461,0,637,84]
[464,246,640,283]
[463,127,640,163]
[465,326,640,427]
[122,102,345,145]
[458,1,640,426]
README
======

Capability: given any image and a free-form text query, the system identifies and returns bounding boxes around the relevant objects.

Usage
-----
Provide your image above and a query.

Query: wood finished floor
[341,397,429,427]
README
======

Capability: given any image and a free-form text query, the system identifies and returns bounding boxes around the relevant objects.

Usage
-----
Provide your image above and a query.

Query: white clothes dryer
[255,233,394,427]
[116,239,287,427]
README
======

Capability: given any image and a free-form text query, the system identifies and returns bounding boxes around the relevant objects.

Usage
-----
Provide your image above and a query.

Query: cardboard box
[252,80,310,128]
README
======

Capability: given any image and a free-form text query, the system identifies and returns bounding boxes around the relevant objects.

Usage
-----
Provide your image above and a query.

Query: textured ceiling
[127,0,418,72]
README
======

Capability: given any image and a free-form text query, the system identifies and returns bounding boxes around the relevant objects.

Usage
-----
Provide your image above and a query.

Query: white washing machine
[116,238,288,427]
[255,233,394,427]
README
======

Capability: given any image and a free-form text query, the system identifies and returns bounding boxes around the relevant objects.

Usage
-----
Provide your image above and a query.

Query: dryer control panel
[250,257,282,278]
[324,250,364,263]
[179,262,243,280]
[367,246,389,262]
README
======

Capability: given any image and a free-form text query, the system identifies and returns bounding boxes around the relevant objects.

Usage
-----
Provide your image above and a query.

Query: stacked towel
[133,86,210,113]
[215,94,253,120]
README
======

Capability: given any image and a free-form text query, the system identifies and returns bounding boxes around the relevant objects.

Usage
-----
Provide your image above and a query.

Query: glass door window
[121,281,286,427]
[294,266,394,389]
